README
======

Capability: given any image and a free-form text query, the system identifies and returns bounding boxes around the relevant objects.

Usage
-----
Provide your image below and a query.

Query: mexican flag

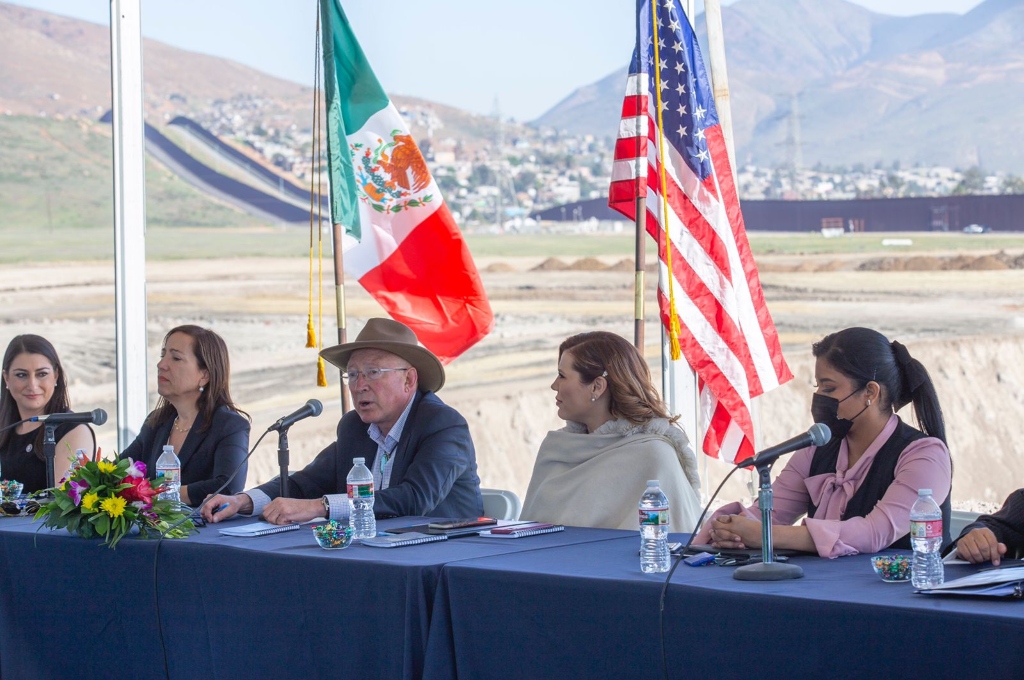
[319,0,493,362]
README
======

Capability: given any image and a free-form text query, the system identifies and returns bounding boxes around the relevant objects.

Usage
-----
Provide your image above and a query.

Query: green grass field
[2,116,1023,264]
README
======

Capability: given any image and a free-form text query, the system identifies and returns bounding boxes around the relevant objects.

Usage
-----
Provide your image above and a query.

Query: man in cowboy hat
[203,318,483,525]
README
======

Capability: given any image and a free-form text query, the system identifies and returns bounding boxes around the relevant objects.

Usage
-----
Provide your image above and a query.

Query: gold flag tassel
[651,0,682,360]
[314,6,327,387]
[316,356,328,387]
[308,8,327,386]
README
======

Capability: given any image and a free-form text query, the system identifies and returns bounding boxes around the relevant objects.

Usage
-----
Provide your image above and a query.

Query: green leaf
[390,205,403,213]
[95,513,109,536]
[372,204,386,213]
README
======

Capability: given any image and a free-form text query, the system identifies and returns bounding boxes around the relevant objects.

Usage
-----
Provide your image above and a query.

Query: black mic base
[733,561,804,581]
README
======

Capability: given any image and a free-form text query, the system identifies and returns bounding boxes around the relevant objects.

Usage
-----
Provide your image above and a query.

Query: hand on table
[708,514,762,550]
[955,527,1007,565]
[260,498,323,525]
[201,493,252,523]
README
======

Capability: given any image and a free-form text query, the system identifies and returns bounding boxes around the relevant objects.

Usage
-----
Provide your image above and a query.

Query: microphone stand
[733,461,804,581]
[43,423,58,490]
[277,427,290,498]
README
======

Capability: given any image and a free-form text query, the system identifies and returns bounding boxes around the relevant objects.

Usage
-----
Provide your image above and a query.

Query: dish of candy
[313,520,353,550]
[871,554,912,582]
[0,480,24,499]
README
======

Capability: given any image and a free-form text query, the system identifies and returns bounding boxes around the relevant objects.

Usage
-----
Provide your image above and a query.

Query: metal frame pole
[110,0,149,451]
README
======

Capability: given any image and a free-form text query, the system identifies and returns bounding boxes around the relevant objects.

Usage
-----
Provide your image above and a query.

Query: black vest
[807,418,951,551]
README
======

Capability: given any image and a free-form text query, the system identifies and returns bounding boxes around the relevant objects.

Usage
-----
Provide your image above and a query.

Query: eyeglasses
[341,367,409,383]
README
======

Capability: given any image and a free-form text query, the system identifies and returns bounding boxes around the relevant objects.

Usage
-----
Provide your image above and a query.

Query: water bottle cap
[647,480,659,486]
[353,457,365,465]
[162,445,174,453]
[918,488,932,496]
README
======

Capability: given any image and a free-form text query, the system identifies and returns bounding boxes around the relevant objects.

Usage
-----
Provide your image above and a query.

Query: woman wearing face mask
[520,331,702,531]
[120,325,250,507]
[0,335,95,492]
[694,327,951,558]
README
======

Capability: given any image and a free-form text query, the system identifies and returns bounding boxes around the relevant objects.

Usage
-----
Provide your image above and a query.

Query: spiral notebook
[479,522,564,539]
[361,531,448,548]
[218,521,301,537]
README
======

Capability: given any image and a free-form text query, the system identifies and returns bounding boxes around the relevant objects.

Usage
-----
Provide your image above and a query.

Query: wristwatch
[321,496,330,519]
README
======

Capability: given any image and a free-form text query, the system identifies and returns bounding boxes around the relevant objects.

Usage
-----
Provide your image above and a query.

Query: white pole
[703,0,738,184]
[110,0,149,450]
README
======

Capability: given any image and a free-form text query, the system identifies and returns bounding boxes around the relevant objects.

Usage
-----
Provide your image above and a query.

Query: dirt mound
[964,255,1009,270]
[531,257,570,271]
[859,254,1022,272]
[904,256,945,271]
[484,262,517,273]
[606,258,635,272]
[568,257,608,271]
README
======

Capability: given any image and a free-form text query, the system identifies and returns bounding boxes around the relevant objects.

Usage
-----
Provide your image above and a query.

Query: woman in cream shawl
[521,332,702,532]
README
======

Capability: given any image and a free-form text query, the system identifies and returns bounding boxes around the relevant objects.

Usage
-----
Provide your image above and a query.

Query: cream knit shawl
[520,418,702,532]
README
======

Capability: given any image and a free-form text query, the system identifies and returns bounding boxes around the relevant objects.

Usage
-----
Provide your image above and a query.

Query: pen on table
[215,503,229,513]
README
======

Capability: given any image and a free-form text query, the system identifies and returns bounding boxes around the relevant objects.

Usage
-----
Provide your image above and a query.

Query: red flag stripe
[358,204,493,363]
[647,125,790,393]
[655,287,756,453]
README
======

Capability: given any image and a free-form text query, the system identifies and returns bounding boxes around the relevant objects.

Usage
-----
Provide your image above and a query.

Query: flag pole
[703,0,738,183]
[633,4,646,352]
[331,223,351,413]
[705,0,761,474]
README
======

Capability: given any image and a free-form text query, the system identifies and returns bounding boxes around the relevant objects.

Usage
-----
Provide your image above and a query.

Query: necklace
[172,416,193,434]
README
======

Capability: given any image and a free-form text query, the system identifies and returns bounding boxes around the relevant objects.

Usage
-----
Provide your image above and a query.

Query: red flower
[118,475,161,508]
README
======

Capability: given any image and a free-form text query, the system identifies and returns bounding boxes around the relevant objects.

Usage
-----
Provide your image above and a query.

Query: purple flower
[125,458,146,478]
[68,479,89,506]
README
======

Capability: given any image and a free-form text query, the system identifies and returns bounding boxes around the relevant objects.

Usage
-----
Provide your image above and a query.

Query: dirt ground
[2,248,1023,513]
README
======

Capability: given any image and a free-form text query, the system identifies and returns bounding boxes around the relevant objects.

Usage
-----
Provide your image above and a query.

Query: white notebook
[219,521,302,537]
[361,532,448,548]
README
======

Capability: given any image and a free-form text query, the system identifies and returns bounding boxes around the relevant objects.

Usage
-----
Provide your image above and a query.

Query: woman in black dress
[0,335,94,492]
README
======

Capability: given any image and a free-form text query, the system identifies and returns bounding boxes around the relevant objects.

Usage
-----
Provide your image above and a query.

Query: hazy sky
[5,0,988,121]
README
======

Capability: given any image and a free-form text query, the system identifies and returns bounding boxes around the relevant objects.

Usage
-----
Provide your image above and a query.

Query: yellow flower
[100,495,127,518]
[60,481,68,492]
[82,492,99,511]
[97,461,117,474]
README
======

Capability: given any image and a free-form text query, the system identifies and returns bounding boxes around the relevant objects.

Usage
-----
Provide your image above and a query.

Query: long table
[0,516,624,680]
[423,534,1024,679]
[4,518,1024,680]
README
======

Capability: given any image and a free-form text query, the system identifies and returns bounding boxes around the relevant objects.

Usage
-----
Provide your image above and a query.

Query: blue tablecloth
[0,517,624,680]
[423,534,1024,680]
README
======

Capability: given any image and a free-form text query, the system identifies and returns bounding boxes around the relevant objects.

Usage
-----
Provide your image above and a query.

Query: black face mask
[811,389,867,442]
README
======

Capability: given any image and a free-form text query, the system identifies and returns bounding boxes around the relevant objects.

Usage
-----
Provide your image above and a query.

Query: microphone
[735,422,831,469]
[30,408,108,426]
[269,399,323,431]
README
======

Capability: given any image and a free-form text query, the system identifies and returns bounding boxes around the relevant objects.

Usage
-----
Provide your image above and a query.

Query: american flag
[609,0,792,464]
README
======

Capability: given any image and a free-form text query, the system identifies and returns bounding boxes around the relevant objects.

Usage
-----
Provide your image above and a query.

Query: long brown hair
[146,325,249,432]
[0,334,72,456]
[559,331,675,426]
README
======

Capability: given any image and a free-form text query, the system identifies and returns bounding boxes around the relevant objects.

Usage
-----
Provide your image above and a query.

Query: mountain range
[536,0,1024,173]
[0,2,508,148]
[2,0,1023,174]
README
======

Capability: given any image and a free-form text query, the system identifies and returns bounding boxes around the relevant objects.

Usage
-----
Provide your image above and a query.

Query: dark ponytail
[813,328,946,445]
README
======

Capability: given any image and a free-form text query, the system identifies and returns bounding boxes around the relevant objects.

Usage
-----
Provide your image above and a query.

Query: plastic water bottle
[155,444,181,503]
[347,457,376,539]
[910,488,944,588]
[639,479,671,573]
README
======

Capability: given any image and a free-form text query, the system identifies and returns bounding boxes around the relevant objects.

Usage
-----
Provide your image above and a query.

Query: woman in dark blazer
[121,325,250,506]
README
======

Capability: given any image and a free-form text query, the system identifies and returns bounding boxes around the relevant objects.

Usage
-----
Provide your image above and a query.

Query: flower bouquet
[34,458,196,548]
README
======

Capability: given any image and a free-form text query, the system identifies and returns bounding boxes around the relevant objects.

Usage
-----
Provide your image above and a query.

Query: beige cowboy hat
[319,318,445,392]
